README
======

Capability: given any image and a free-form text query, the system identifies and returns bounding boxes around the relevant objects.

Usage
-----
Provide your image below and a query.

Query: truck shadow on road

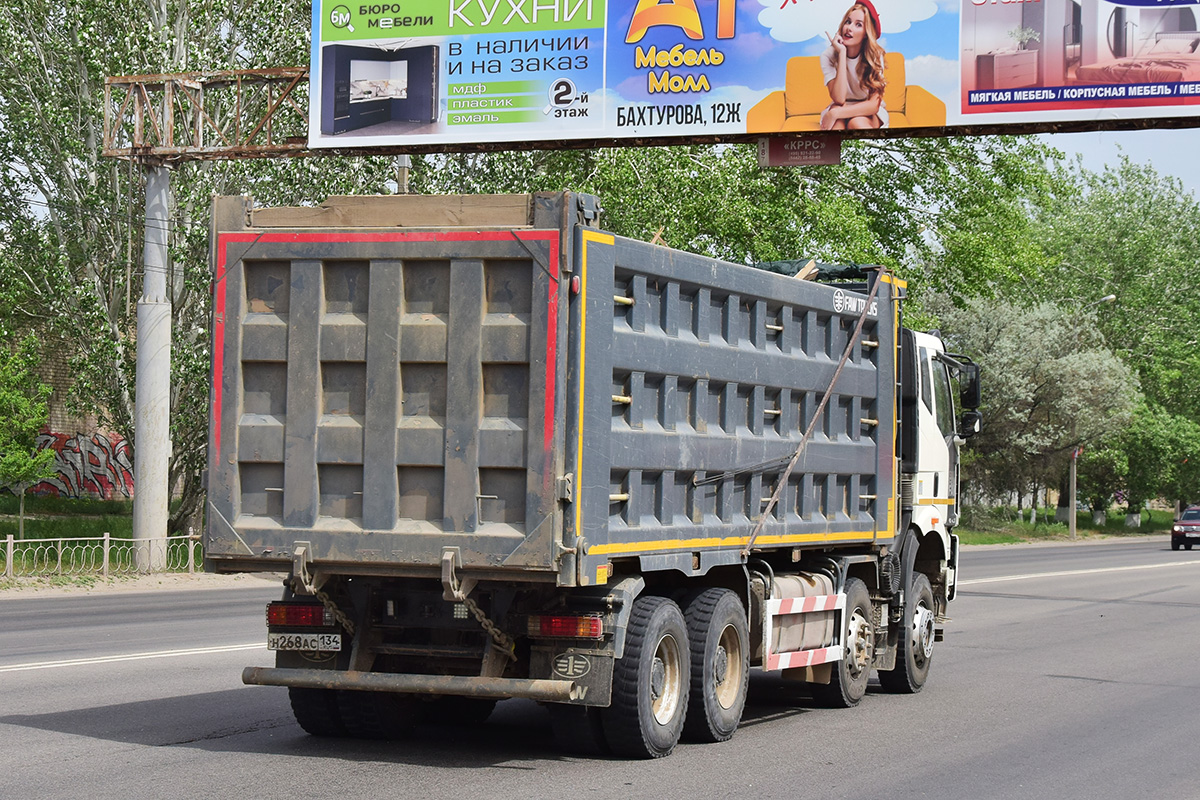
[0,673,865,764]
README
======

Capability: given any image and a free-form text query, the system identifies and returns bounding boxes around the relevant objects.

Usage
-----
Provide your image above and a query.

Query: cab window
[932,360,956,437]
[919,347,933,414]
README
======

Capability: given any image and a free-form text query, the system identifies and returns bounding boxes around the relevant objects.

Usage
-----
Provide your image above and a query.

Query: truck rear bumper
[242,666,582,703]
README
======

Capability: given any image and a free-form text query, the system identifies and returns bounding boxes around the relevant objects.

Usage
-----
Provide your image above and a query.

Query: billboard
[308,0,1200,149]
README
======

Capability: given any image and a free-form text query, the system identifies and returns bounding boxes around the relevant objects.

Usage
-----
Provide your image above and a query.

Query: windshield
[1184,509,1200,521]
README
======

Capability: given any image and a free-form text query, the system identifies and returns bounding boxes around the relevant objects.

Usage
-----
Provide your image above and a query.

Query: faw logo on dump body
[833,288,878,318]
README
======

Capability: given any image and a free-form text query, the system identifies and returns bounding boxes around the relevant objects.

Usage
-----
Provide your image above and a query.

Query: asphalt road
[2,537,1198,800]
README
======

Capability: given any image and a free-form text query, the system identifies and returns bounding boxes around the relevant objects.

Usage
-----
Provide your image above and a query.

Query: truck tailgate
[206,194,573,576]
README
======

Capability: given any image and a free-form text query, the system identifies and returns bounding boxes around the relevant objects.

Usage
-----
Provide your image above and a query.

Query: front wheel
[879,573,936,694]
[601,595,690,758]
[811,577,874,708]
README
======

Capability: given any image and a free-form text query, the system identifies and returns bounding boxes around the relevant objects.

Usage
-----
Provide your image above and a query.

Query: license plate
[267,632,342,652]
[1187,532,1200,538]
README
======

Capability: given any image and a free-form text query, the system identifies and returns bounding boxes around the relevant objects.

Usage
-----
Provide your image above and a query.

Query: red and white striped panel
[765,645,842,671]
[766,593,843,616]
[762,592,846,672]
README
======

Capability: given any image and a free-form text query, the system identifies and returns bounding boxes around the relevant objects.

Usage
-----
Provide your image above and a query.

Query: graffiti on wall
[27,432,135,500]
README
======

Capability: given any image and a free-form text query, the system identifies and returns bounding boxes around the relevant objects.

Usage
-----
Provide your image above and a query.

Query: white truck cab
[902,329,981,608]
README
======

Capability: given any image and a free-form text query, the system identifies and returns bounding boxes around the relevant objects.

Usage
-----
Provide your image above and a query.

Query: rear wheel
[601,595,690,758]
[288,688,347,737]
[337,690,422,740]
[879,573,935,694]
[811,578,874,708]
[1187,543,1194,551]
[682,589,749,742]
[422,696,497,725]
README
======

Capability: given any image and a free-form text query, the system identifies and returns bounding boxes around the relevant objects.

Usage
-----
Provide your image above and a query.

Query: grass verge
[956,507,1174,545]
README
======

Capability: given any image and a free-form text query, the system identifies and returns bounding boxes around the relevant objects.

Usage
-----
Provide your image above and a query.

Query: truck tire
[548,704,611,756]
[423,696,497,725]
[811,578,874,709]
[336,690,420,740]
[288,688,347,737]
[879,573,935,694]
[681,588,748,743]
[601,595,690,758]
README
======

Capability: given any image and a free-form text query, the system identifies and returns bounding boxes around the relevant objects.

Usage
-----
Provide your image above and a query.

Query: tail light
[527,614,604,639]
[267,602,334,628]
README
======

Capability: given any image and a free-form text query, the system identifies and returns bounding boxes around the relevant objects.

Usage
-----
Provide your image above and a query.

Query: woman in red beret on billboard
[819,0,888,129]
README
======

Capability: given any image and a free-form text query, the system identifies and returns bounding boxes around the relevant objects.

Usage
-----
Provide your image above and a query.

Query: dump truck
[206,191,981,758]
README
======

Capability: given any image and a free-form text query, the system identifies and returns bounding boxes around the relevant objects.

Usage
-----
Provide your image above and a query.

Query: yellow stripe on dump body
[575,231,615,542]
[588,530,879,556]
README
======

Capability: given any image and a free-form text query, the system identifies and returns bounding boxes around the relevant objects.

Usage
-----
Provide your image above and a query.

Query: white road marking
[0,643,267,673]
[960,559,1200,586]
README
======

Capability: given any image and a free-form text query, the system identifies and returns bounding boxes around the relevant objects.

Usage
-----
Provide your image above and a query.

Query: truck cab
[901,329,981,608]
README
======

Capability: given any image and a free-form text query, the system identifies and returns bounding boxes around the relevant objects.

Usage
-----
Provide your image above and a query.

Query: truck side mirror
[959,363,981,410]
[959,410,982,438]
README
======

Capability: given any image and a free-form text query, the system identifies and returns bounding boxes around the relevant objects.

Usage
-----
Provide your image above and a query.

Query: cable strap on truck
[740,269,890,558]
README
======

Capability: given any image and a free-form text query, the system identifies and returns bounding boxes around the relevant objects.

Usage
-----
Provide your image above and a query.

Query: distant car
[1172,506,1200,551]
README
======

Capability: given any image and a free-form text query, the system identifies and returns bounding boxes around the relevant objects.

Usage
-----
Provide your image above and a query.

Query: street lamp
[1068,293,1117,540]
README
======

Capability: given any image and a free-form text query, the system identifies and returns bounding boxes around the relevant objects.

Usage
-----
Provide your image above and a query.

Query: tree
[936,298,1139,505]
[1023,157,1200,518]
[1075,443,1127,520]
[0,338,56,539]
[0,0,398,531]
[413,135,1056,298]
[1121,404,1200,520]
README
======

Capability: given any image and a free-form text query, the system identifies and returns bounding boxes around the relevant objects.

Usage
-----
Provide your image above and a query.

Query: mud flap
[530,646,613,706]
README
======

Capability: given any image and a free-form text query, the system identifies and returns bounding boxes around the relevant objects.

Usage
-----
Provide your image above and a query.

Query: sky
[1040,128,1200,197]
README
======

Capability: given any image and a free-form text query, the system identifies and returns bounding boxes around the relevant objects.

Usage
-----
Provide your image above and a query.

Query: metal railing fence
[2,533,203,579]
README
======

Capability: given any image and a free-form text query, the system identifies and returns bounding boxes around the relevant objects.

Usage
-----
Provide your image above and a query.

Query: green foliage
[0,0,399,532]
[1030,157,1200,420]
[411,136,1056,293]
[1076,444,1127,512]
[1121,403,1200,513]
[937,298,1139,500]
[1023,157,1200,509]
[955,505,1174,544]
[0,493,132,516]
[0,514,133,541]
[0,337,56,489]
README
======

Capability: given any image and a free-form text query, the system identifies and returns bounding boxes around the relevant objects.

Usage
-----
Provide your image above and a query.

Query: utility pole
[133,166,172,572]
[104,69,312,572]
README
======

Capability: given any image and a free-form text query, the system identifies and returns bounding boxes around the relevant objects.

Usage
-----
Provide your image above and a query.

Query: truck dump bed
[206,192,898,586]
